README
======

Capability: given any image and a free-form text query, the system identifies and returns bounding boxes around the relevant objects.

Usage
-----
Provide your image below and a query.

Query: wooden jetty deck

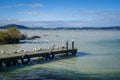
[0,40,77,67]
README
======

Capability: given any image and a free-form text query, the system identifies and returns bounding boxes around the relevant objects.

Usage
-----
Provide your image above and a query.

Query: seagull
[38,48,42,51]
[33,48,37,51]
[1,51,5,54]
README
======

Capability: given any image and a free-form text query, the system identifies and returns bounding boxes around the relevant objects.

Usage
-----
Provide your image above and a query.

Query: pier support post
[0,62,2,67]
[21,54,30,64]
[4,62,11,67]
[66,40,68,56]
[72,40,74,50]
[12,60,18,65]
[72,40,77,55]
[72,49,77,56]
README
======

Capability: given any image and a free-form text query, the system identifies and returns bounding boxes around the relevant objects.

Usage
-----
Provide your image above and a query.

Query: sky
[0,0,120,27]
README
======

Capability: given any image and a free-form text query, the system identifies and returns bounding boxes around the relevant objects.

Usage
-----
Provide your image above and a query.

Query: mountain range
[0,24,120,30]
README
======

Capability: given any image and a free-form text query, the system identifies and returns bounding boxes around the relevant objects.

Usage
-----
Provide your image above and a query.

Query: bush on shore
[0,27,22,44]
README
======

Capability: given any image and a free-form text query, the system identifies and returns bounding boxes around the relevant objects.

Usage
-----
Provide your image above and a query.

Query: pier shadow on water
[76,52,91,57]
[0,52,120,80]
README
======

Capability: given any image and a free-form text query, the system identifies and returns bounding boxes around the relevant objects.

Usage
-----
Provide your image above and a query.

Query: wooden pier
[0,40,77,67]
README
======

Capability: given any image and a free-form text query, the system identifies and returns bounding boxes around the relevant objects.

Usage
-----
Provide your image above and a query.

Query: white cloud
[28,3,43,8]
[79,10,120,19]
[77,10,120,25]
[79,10,120,15]
[0,4,24,8]
[0,3,43,8]
[17,11,42,15]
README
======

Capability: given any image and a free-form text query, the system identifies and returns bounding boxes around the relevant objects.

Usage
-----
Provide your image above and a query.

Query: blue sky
[0,0,120,27]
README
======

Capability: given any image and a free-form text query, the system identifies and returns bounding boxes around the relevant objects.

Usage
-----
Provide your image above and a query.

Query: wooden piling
[0,62,2,66]
[66,40,68,56]
[72,40,74,50]
[72,40,76,55]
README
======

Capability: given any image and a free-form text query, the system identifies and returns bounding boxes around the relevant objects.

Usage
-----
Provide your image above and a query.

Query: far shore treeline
[0,27,25,44]
[0,24,120,30]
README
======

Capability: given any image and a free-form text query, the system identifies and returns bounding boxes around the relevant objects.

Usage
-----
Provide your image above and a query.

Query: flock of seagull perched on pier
[1,44,66,54]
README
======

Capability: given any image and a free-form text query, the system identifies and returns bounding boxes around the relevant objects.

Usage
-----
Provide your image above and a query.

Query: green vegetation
[0,27,22,44]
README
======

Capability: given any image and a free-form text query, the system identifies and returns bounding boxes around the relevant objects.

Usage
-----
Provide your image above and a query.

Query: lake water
[0,30,120,80]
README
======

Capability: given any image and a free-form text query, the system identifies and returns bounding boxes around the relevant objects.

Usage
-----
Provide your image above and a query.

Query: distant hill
[0,24,120,30]
[0,24,29,29]
[52,26,120,30]
[43,26,120,30]
[28,26,120,30]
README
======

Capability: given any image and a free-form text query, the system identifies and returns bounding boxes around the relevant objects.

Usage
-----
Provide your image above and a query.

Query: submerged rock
[20,34,41,40]
[20,34,27,40]
[26,36,41,40]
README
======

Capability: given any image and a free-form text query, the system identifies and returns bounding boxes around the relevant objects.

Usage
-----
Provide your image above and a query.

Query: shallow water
[0,30,120,80]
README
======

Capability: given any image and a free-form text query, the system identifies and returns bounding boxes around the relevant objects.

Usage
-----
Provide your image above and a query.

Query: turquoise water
[0,30,120,80]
